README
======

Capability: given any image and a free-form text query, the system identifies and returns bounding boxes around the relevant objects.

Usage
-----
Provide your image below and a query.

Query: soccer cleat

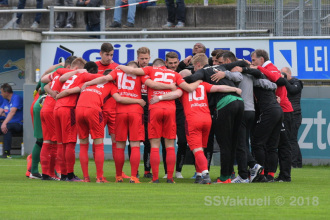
[42,175,60,181]
[200,174,212,184]
[194,175,203,184]
[122,172,130,179]
[143,172,153,178]
[256,175,268,183]
[266,175,274,182]
[2,150,11,159]
[83,176,91,182]
[60,174,68,181]
[231,175,250,183]
[96,177,109,183]
[129,177,141,183]
[149,179,159,183]
[30,21,39,29]
[163,22,175,28]
[67,175,83,182]
[115,176,123,183]
[274,176,291,182]
[29,173,42,179]
[175,172,184,178]
[25,171,31,178]
[167,178,175,183]
[163,174,167,179]
[213,177,231,184]
[249,164,264,183]
[191,172,197,179]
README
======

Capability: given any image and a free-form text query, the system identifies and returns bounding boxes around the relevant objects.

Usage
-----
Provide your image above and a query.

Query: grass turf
[0,158,329,219]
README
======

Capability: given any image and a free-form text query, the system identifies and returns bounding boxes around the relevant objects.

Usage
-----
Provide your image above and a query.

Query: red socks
[40,143,51,176]
[94,143,105,178]
[112,142,117,162]
[49,143,57,177]
[79,143,89,178]
[115,148,125,177]
[166,147,176,180]
[130,146,140,177]
[65,142,76,174]
[194,150,208,173]
[57,143,67,175]
[150,148,160,181]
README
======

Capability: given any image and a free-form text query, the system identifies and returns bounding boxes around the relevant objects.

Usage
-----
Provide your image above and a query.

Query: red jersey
[76,82,118,111]
[55,72,102,109]
[42,68,72,111]
[257,61,293,112]
[110,69,143,114]
[95,61,119,74]
[142,66,185,110]
[179,82,213,118]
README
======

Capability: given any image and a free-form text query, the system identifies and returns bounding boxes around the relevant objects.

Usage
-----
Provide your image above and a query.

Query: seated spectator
[0,83,23,159]
[76,0,102,38]
[55,0,75,28]
[15,0,44,29]
[109,0,138,28]
[163,0,185,28]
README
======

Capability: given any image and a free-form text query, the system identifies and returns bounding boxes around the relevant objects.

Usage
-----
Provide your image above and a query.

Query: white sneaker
[163,174,167,179]
[31,21,39,29]
[249,164,263,183]
[231,175,249,183]
[175,172,184,178]
[175,21,185,28]
[65,23,73,28]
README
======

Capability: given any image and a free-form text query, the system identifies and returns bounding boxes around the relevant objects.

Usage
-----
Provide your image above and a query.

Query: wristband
[159,96,163,100]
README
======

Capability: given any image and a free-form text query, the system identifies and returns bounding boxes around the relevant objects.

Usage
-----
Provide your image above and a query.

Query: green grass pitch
[0,158,329,219]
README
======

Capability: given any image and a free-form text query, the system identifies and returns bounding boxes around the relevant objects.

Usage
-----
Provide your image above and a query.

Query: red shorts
[115,112,144,142]
[76,106,104,140]
[54,107,77,144]
[148,108,176,139]
[185,115,212,150]
[40,109,56,142]
[103,110,116,135]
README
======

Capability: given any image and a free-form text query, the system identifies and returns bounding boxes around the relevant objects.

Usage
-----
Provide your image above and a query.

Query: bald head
[281,67,292,80]
[179,69,192,78]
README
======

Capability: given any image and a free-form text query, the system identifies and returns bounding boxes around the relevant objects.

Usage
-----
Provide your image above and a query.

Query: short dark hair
[152,58,166,67]
[165,52,179,61]
[211,49,224,57]
[251,49,269,61]
[103,69,112,76]
[84,61,98,74]
[127,61,139,67]
[216,50,229,59]
[221,51,237,62]
[64,56,77,68]
[101,43,114,53]
[1,83,13,93]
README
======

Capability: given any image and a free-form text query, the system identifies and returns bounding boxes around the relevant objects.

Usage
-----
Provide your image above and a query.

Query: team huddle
[27,42,294,184]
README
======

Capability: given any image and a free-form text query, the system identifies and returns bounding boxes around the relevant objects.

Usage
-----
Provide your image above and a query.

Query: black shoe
[200,174,212,184]
[256,175,268,183]
[194,175,203,184]
[144,173,153,178]
[29,173,42,179]
[60,174,68,181]
[123,22,134,28]
[266,175,274,182]
[274,176,291,182]
[166,178,175,183]
[149,179,159,183]
[109,21,121,28]
[2,150,11,159]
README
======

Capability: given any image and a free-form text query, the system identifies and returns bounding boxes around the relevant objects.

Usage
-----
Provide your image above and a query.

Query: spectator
[0,83,23,159]
[0,0,8,7]
[281,67,303,168]
[55,0,75,28]
[15,0,44,29]
[109,0,138,28]
[76,0,102,38]
[178,42,206,73]
[163,0,185,28]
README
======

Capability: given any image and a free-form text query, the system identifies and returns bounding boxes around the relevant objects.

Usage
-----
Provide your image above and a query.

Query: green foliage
[1,158,330,219]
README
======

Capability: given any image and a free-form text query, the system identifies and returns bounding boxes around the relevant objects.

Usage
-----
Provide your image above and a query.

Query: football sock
[79,143,89,178]
[40,143,51,176]
[115,148,125,177]
[94,143,105,178]
[165,147,176,180]
[194,150,208,174]
[112,142,117,162]
[261,170,265,175]
[58,143,67,175]
[31,139,42,174]
[268,172,275,177]
[130,146,140,177]
[49,143,57,177]
[65,142,76,174]
[26,154,32,172]
[150,148,160,181]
